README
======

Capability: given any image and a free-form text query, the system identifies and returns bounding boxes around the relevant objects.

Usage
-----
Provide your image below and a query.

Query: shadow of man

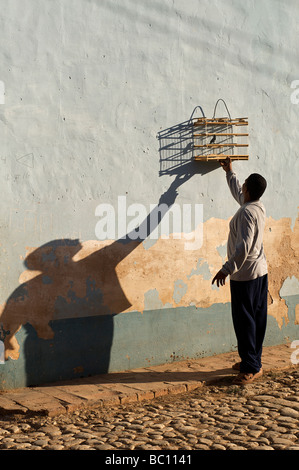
[0,173,194,384]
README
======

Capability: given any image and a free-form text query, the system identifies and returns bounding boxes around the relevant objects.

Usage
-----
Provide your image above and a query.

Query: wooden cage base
[194,155,249,161]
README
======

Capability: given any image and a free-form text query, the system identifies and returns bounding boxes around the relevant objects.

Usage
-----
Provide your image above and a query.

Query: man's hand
[212,270,228,287]
[220,157,232,173]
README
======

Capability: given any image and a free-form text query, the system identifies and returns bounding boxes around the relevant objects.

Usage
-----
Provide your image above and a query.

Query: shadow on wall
[158,106,220,177]
[0,112,221,386]
[0,176,188,384]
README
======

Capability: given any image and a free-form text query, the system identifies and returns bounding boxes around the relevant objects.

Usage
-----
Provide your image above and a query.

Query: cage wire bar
[192,100,249,162]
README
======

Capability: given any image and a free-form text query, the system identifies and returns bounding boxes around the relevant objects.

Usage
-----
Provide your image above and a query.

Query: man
[212,157,268,385]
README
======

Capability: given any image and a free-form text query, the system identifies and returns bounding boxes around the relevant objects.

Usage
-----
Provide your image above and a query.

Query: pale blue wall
[0,0,298,389]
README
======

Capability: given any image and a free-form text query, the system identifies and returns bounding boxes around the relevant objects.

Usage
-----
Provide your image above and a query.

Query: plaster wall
[0,0,298,388]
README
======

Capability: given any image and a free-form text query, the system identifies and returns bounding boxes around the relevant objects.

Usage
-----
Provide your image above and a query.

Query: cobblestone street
[0,366,298,452]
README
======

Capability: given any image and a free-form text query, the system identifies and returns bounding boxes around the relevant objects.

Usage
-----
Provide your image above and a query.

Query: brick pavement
[0,344,295,417]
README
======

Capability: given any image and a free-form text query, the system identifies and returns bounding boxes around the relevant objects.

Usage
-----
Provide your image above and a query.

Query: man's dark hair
[246,173,267,201]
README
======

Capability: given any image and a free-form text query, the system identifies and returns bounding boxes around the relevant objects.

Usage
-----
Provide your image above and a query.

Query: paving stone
[0,396,28,414]
[280,408,299,419]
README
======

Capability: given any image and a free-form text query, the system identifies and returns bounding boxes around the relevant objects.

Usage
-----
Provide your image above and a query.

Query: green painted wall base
[0,295,298,390]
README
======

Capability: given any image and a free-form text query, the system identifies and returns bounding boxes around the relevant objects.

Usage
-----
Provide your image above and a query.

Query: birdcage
[192,100,249,162]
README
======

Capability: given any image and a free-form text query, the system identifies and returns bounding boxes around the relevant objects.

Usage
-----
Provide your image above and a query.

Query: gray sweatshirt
[221,171,268,281]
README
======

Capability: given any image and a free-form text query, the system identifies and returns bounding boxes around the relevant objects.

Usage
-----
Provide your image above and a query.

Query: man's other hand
[212,270,228,287]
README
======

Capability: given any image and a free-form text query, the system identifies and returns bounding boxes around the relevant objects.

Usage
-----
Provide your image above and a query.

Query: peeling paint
[144,289,172,311]
[0,212,298,360]
[187,259,212,280]
[280,276,299,297]
[216,243,227,263]
[265,214,299,328]
[173,279,188,304]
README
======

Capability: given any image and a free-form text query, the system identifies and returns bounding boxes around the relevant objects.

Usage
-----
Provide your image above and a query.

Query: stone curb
[0,344,296,417]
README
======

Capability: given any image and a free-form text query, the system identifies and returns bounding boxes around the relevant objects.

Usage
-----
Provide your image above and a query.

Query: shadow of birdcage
[158,119,195,176]
[157,106,220,177]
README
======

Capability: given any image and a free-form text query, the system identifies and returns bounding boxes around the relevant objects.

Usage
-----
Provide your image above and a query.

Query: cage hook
[212,99,232,121]
[189,105,206,123]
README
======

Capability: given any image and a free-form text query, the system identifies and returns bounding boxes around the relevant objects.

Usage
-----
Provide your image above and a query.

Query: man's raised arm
[220,157,244,206]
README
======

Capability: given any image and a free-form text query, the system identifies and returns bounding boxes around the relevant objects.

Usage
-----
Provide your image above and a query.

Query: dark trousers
[230,274,268,374]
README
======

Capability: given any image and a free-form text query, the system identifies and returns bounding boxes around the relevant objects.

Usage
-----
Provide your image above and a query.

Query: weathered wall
[0,0,298,389]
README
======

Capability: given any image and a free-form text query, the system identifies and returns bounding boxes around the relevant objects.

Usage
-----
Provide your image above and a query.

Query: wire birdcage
[192,100,249,162]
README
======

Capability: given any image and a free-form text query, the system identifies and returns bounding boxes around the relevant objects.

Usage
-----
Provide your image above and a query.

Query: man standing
[212,157,268,385]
